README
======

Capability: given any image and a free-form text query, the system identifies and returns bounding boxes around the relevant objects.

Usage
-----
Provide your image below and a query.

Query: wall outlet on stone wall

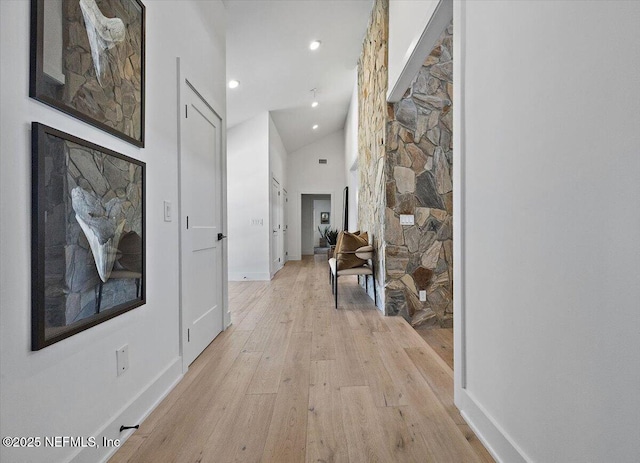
[419,290,427,302]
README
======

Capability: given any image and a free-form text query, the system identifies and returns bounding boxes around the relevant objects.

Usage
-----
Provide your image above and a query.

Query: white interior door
[180,81,223,367]
[271,178,281,276]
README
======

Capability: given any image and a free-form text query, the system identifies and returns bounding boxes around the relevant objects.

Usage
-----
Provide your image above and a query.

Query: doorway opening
[300,194,332,256]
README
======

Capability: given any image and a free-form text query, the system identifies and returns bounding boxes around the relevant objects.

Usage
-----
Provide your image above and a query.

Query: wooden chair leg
[334,275,338,309]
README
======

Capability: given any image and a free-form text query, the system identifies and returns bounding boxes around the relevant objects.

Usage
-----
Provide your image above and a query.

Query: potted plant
[318,226,329,247]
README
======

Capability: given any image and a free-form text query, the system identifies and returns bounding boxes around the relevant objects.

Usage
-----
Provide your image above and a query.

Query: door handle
[217,233,227,241]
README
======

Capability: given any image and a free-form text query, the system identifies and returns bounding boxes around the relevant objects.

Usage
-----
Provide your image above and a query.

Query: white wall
[0,1,226,462]
[344,78,359,232]
[287,131,346,260]
[453,1,640,462]
[227,112,270,280]
[388,0,439,99]
[269,114,287,185]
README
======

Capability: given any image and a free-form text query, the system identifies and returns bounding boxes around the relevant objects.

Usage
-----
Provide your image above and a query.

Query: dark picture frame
[30,0,146,147]
[31,122,146,350]
[320,212,330,224]
[343,186,349,231]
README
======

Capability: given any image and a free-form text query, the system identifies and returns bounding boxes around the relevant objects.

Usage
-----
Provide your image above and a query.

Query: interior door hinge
[186,216,189,229]
[185,104,188,118]
[187,329,190,342]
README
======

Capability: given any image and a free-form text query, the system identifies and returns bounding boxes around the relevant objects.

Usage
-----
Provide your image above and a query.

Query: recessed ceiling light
[311,101,319,108]
[309,40,321,51]
[312,124,319,130]
[228,80,239,89]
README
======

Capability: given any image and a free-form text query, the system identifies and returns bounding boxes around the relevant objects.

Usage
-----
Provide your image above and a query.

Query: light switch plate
[400,214,415,226]
[163,201,172,222]
[419,290,427,302]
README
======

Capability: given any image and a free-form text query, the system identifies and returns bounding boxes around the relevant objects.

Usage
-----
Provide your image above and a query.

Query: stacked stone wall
[385,23,454,326]
[357,0,389,309]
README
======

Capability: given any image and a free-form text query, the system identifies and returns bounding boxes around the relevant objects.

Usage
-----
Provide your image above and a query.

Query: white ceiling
[225,0,373,153]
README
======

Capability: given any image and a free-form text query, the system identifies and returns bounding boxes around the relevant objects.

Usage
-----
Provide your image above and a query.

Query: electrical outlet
[116,345,129,376]
[419,290,427,302]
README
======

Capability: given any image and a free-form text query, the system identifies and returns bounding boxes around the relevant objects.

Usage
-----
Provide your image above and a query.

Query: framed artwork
[30,0,146,147]
[320,212,330,224]
[31,122,146,350]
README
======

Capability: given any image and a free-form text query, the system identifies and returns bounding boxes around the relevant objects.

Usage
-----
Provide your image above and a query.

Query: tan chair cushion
[355,245,374,260]
[329,257,373,276]
[336,232,369,270]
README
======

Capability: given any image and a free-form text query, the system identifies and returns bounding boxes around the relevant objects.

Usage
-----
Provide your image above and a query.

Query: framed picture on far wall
[30,0,146,147]
[31,122,146,350]
[321,212,330,224]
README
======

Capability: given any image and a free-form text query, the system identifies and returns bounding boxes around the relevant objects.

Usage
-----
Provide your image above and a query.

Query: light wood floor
[111,256,494,463]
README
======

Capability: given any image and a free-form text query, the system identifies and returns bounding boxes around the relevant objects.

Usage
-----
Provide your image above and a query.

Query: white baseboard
[456,388,531,463]
[69,357,183,463]
[228,272,271,281]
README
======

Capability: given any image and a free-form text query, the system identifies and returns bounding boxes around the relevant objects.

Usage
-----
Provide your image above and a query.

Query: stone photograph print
[32,123,145,350]
[31,0,145,146]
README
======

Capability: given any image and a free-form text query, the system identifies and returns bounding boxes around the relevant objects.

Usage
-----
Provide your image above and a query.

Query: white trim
[70,358,183,463]
[457,389,532,463]
[452,2,527,462]
[388,0,454,102]
[452,0,466,393]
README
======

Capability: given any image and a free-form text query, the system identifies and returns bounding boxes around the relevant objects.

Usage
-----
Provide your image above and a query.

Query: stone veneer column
[357,0,388,310]
[358,0,453,325]
[385,23,454,327]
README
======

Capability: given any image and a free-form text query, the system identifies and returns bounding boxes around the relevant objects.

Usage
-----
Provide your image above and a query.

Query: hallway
[112,256,492,462]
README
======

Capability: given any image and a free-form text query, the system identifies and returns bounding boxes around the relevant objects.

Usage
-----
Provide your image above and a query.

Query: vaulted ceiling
[225,0,373,153]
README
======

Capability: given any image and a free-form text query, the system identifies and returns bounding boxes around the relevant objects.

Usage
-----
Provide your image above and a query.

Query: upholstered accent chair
[328,231,376,308]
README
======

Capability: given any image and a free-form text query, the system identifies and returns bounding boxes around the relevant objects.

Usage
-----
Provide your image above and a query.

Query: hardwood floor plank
[377,405,440,462]
[311,304,335,361]
[107,435,145,463]
[405,346,463,424]
[130,329,251,441]
[374,331,481,462]
[246,311,294,394]
[261,331,312,463]
[132,351,262,462]
[331,320,368,387]
[340,385,394,463]
[173,351,264,462]
[416,327,454,369]
[199,393,276,463]
[306,360,349,463]
[352,329,407,407]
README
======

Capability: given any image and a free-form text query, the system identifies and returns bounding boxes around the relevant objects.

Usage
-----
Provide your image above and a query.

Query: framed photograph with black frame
[30,0,146,147]
[31,122,146,350]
